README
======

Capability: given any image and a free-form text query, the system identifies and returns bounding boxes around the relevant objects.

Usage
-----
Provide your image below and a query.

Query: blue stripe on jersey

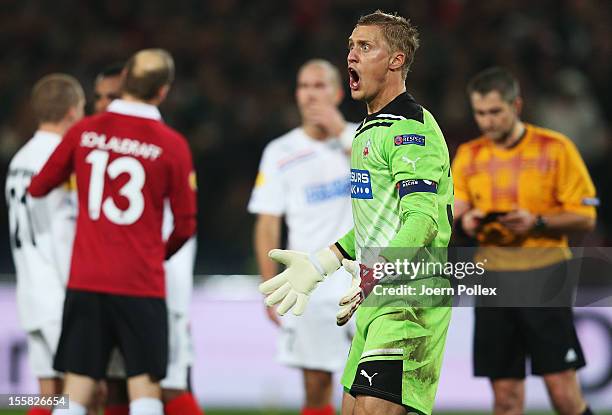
[398,179,437,198]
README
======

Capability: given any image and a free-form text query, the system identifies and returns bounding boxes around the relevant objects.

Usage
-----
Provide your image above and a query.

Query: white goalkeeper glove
[336,259,364,326]
[259,248,341,316]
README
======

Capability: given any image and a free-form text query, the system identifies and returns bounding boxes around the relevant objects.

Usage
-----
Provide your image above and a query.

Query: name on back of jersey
[351,169,373,199]
[81,131,163,161]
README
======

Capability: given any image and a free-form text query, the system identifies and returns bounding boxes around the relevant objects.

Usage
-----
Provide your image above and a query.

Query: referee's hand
[500,209,536,235]
[461,208,485,237]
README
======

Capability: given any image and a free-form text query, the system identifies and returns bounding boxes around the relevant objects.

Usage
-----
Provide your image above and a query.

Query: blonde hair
[356,10,420,79]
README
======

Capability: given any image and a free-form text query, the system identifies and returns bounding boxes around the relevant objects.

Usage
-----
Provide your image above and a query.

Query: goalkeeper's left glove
[259,247,341,316]
[336,259,379,326]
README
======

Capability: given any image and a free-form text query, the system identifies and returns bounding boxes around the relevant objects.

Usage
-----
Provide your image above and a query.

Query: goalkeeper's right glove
[336,259,379,326]
[259,247,341,316]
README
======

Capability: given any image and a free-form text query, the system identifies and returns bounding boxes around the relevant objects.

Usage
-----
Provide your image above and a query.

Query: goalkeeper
[260,10,453,415]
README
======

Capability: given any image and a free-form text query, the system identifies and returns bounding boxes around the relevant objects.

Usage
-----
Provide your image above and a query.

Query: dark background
[0,0,610,274]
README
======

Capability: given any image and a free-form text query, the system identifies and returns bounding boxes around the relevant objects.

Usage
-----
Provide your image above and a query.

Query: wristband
[310,247,341,276]
[534,214,547,232]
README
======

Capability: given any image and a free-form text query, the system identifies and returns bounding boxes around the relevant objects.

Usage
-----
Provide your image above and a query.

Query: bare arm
[254,214,284,325]
[542,212,595,233]
[254,214,282,281]
[500,210,595,236]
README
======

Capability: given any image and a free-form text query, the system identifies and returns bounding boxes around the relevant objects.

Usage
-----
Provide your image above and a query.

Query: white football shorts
[27,322,62,378]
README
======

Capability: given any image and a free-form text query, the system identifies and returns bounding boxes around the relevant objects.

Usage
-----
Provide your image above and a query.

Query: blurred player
[29,49,197,415]
[89,62,123,415]
[249,59,356,415]
[260,11,453,415]
[93,63,203,415]
[452,67,596,415]
[93,63,123,114]
[6,74,84,415]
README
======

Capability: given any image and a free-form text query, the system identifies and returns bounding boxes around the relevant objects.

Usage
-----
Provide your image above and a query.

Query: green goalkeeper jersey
[337,93,453,262]
[337,93,453,414]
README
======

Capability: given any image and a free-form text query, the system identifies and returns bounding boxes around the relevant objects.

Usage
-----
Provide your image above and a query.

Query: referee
[453,67,597,415]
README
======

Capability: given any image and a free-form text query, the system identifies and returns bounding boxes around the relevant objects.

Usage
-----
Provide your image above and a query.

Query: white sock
[130,397,164,415]
[52,400,86,415]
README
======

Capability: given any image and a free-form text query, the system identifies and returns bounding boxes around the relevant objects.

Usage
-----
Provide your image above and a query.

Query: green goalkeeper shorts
[341,304,451,415]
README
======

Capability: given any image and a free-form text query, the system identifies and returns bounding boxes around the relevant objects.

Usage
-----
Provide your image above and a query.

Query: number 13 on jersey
[86,149,145,225]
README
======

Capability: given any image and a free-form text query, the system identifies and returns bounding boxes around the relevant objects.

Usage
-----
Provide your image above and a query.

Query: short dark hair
[96,62,124,83]
[123,49,174,101]
[356,10,420,79]
[31,74,84,123]
[466,67,520,103]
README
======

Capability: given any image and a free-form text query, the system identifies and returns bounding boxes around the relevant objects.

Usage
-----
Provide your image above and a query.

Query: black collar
[364,92,423,124]
[504,125,527,150]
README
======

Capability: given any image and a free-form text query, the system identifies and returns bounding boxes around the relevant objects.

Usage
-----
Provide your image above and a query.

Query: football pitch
[1,410,611,415]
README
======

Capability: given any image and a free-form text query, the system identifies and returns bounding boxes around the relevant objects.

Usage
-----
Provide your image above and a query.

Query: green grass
[200,412,612,415]
[195,412,610,415]
[1,410,610,415]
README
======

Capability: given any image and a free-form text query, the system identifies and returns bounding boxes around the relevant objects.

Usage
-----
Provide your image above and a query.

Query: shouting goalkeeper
[260,10,453,415]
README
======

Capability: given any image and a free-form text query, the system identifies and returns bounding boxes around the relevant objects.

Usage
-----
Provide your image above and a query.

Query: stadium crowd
[0,0,610,273]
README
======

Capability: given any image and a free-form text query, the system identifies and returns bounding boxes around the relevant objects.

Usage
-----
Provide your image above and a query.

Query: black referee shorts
[474,306,585,378]
[54,289,168,381]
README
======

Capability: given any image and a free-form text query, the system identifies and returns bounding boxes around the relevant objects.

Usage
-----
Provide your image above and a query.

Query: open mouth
[348,67,360,90]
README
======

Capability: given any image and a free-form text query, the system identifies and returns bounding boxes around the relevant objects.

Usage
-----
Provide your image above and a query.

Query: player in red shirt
[91,62,204,415]
[29,49,197,415]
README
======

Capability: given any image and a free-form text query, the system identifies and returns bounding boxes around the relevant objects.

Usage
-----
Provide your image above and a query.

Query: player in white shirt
[6,74,84,415]
[160,203,199,409]
[94,65,203,415]
[249,59,356,415]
